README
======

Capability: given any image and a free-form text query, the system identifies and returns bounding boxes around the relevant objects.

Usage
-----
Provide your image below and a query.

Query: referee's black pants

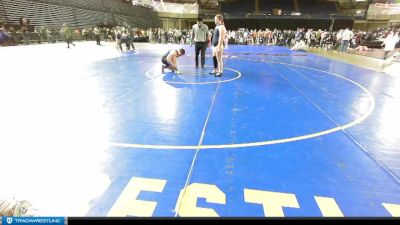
[195,42,207,68]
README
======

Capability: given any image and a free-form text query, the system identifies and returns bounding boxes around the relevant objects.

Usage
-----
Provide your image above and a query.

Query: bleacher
[221,0,297,18]
[0,0,8,23]
[298,0,337,15]
[220,0,339,19]
[220,0,254,17]
[259,0,294,15]
[0,0,161,28]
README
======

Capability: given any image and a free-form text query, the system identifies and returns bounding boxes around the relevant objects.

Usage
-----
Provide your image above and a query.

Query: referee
[191,17,209,69]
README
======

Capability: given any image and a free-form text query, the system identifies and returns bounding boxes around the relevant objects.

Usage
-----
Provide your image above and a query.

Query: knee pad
[213,56,218,68]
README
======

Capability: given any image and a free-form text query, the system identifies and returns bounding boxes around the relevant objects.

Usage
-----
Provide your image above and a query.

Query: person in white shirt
[382,30,400,60]
[380,30,400,69]
[94,26,101,45]
[340,27,353,53]
[224,32,229,49]
[334,29,343,51]
[291,39,307,51]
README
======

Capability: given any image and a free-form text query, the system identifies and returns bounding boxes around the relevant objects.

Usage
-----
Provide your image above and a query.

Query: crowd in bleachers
[0,19,149,49]
[1,0,161,36]
[222,27,360,52]
[0,23,192,47]
[1,20,399,57]
[145,25,399,54]
[220,0,336,17]
[148,28,192,44]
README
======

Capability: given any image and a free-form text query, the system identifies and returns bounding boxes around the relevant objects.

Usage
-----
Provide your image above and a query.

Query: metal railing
[214,12,357,20]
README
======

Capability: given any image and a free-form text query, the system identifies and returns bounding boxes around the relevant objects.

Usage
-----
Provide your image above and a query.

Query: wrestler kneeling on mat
[161,48,186,74]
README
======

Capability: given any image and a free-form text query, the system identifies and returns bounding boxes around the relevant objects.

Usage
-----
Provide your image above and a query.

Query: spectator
[0,27,12,46]
[61,23,75,48]
[340,27,354,53]
[291,39,307,51]
[382,30,400,60]
[94,26,101,45]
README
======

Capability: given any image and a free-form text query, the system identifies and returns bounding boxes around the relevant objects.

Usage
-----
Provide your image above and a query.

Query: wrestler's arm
[217,26,226,49]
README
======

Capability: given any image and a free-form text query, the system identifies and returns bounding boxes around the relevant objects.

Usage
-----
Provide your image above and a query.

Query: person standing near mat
[94,26,101,46]
[210,14,226,77]
[191,17,209,69]
[61,23,75,48]
[382,30,399,60]
[380,30,400,69]
[161,48,186,74]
